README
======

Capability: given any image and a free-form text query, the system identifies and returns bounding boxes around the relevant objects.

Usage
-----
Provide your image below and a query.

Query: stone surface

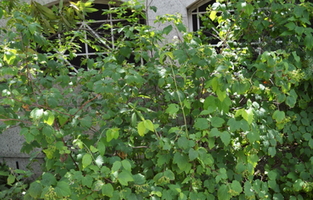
[0,157,45,180]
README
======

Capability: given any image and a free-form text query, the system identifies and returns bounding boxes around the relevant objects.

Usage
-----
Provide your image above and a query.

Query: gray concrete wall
[146,0,197,41]
[0,0,200,176]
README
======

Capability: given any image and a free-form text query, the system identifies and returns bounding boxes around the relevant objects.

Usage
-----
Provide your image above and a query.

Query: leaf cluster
[1,0,313,199]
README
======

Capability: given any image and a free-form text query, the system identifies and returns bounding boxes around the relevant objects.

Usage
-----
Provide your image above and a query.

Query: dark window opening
[38,2,146,74]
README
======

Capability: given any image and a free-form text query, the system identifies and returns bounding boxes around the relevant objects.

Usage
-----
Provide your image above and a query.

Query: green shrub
[1,0,313,199]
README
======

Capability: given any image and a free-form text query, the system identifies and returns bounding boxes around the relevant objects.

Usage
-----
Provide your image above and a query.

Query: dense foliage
[1,0,313,199]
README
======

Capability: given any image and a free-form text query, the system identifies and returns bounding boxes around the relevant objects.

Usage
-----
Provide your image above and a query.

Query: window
[188,0,223,46]
[41,0,145,73]
[188,0,313,55]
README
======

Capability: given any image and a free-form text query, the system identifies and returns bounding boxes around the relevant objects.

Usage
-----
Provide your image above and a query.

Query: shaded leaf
[82,154,92,169]
[118,170,134,186]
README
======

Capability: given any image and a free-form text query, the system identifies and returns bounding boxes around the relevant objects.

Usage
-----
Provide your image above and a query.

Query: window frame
[44,0,146,73]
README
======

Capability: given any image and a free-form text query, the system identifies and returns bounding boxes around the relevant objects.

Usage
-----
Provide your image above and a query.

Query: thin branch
[0,118,32,124]
[220,9,245,54]
[60,93,101,129]
[54,120,80,171]
[20,33,40,104]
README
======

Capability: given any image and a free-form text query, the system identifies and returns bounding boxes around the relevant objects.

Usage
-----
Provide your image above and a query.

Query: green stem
[169,60,189,139]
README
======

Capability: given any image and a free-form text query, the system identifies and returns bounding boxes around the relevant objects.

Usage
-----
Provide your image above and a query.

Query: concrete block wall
[0,0,201,177]
[0,123,45,179]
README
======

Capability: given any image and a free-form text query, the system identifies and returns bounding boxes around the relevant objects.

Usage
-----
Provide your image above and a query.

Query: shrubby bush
[1,0,313,199]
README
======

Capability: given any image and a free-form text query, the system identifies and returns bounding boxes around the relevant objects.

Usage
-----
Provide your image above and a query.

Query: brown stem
[220,9,245,54]
[59,93,101,129]
[54,120,80,171]
[20,33,40,104]
[0,118,32,124]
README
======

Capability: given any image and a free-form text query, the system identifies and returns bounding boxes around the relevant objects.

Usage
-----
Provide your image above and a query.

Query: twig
[20,33,40,104]
[220,9,245,54]
[59,93,101,129]
[54,120,80,171]
[0,118,32,124]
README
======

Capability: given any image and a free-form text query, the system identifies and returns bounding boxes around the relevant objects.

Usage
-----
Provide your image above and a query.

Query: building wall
[0,0,201,176]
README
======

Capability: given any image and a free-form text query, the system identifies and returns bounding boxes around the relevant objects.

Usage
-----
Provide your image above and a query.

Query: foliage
[1,0,313,199]
[0,160,32,199]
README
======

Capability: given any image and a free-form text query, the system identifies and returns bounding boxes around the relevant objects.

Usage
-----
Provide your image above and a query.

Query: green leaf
[285,22,295,30]
[304,34,313,50]
[112,161,121,172]
[227,118,241,131]
[122,160,132,172]
[277,93,286,103]
[0,9,3,19]
[97,140,106,156]
[286,96,297,108]
[216,89,227,102]
[43,110,55,126]
[4,50,17,65]
[106,128,119,142]
[164,170,175,180]
[296,26,305,36]
[209,128,220,137]
[82,175,93,188]
[29,23,37,34]
[309,139,313,149]
[247,131,259,143]
[157,154,171,166]
[150,6,157,12]
[166,104,179,115]
[210,117,225,128]
[173,152,189,170]
[236,162,246,173]
[102,183,114,197]
[268,147,276,157]
[93,180,104,191]
[42,125,54,140]
[120,47,132,58]
[7,174,15,185]
[194,118,209,130]
[176,23,186,32]
[118,170,134,186]
[80,116,92,128]
[240,119,250,131]
[210,11,217,21]
[47,97,58,108]
[41,173,57,186]
[28,181,42,198]
[82,154,92,169]
[20,128,29,135]
[231,180,243,196]
[245,4,254,16]
[218,184,231,200]
[204,96,216,110]
[244,181,254,197]
[131,113,137,127]
[55,181,71,198]
[293,179,304,192]
[272,110,285,122]
[95,155,104,168]
[220,131,231,146]
[144,120,154,132]
[0,171,9,176]
[294,6,304,18]
[244,108,254,125]
[25,132,35,143]
[178,136,189,149]
[137,121,146,137]
[30,108,44,120]
[189,148,198,161]
[163,25,173,35]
